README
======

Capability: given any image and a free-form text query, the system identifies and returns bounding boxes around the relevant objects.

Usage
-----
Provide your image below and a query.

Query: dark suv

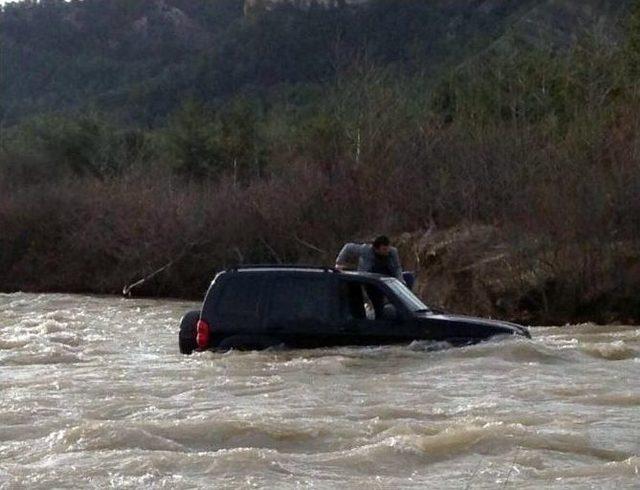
[178,266,530,354]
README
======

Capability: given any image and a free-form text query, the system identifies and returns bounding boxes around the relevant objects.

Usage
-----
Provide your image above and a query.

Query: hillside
[0,0,632,126]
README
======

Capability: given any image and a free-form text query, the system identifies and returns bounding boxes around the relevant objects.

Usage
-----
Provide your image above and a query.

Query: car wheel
[178,310,200,355]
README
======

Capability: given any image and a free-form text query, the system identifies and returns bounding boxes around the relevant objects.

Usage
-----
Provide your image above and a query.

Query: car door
[335,277,409,346]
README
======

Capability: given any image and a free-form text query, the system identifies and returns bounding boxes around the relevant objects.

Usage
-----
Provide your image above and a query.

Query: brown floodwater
[0,293,638,489]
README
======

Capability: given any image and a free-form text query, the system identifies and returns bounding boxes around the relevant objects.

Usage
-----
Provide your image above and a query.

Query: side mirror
[382,303,399,321]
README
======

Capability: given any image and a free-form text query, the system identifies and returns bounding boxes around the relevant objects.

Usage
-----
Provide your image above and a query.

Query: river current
[0,293,638,489]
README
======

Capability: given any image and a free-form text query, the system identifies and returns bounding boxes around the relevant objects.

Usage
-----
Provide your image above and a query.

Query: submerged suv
[178,266,530,354]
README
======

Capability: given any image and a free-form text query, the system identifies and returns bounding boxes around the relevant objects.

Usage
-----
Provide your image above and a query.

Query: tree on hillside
[626,0,640,78]
[163,101,224,178]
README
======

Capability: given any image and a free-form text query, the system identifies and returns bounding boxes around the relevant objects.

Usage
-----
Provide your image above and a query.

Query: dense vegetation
[2,0,630,125]
[1,0,640,324]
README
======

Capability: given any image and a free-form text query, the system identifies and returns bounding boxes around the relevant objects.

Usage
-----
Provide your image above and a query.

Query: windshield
[383,278,430,312]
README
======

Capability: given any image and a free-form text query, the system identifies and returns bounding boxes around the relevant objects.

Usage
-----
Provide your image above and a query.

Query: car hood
[416,312,531,338]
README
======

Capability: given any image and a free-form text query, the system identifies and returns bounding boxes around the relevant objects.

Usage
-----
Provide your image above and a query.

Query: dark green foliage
[4,0,632,125]
[219,99,267,181]
[0,0,244,124]
[162,101,224,177]
[625,0,640,77]
[1,113,153,180]
[159,98,266,180]
[431,35,623,130]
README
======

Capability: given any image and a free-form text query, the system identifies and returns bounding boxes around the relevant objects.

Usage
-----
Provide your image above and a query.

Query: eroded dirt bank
[396,225,640,325]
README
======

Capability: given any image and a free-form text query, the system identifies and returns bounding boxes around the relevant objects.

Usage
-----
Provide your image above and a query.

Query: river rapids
[0,293,638,488]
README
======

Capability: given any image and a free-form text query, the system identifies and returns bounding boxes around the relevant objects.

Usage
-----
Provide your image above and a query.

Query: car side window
[339,281,367,320]
[339,279,394,321]
[215,275,263,318]
[363,283,395,320]
[267,277,329,323]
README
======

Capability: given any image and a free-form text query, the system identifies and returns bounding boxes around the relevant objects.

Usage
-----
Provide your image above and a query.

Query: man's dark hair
[372,235,391,248]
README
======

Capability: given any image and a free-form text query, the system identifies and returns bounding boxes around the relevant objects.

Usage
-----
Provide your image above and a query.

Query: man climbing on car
[335,236,414,319]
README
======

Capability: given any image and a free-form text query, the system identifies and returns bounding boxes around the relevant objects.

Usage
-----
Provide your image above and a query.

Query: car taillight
[196,319,210,349]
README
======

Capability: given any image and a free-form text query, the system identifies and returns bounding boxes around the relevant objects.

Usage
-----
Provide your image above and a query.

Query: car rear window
[214,275,263,318]
[267,276,329,323]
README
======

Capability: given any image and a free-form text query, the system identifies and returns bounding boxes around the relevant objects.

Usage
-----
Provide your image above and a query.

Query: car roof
[228,265,337,274]
[340,270,395,281]
[224,266,391,280]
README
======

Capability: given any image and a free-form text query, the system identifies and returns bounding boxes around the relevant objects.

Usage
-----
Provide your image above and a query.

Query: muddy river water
[0,293,638,488]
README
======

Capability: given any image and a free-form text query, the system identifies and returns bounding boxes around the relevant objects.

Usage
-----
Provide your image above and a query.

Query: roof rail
[228,264,341,273]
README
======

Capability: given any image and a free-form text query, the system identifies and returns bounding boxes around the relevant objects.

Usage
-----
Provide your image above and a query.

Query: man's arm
[335,243,363,269]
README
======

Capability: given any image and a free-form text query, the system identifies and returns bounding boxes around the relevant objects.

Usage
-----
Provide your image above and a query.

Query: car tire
[217,335,281,351]
[178,310,200,355]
